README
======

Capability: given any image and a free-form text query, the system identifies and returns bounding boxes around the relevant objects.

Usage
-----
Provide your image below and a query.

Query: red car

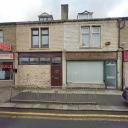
[122,87,128,102]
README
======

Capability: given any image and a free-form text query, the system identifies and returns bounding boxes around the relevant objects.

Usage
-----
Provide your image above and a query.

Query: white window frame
[31,28,49,49]
[81,26,101,48]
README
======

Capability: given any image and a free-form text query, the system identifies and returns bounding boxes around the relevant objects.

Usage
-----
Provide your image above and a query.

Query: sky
[0,0,128,22]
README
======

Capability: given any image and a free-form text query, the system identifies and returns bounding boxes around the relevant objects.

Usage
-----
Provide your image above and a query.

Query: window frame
[29,57,39,65]
[40,28,49,48]
[19,57,30,65]
[31,28,49,49]
[31,28,39,48]
[81,26,101,48]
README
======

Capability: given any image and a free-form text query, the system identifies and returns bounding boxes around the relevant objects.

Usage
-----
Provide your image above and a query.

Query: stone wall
[15,65,51,88]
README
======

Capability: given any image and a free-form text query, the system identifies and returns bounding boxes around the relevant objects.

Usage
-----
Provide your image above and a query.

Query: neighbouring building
[0,23,16,87]
[120,19,128,88]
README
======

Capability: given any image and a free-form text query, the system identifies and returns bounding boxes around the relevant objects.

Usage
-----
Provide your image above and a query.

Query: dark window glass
[32,29,39,48]
[40,57,50,64]
[30,57,39,65]
[41,28,49,48]
[52,57,61,64]
[19,57,29,65]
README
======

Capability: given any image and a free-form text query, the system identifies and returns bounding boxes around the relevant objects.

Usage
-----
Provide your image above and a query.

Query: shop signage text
[0,53,14,59]
[124,51,128,62]
[0,43,12,51]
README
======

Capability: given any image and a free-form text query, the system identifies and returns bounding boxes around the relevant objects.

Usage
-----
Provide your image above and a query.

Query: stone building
[0,5,127,90]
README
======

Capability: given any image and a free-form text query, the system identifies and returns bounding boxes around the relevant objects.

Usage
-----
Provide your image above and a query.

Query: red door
[51,65,62,87]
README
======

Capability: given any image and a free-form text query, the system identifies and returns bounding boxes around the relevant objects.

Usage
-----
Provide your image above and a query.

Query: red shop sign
[124,51,128,62]
[0,42,12,51]
[0,64,13,69]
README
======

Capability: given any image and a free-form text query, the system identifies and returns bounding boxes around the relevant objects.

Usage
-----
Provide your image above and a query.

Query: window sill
[0,80,13,81]
[29,48,50,50]
[79,46,101,49]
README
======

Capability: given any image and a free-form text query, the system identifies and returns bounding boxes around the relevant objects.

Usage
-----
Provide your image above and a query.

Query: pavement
[0,87,128,111]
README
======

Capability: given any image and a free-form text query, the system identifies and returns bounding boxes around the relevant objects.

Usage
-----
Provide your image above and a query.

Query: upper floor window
[0,30,3,42]
[41,28,49,48]
[81,26,100,48]
[31,29,39,48]
[31,28,49,48]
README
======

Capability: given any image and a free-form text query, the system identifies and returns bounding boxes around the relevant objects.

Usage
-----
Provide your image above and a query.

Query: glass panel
[32,36,39,48]
[32,29,39,35]
[30,58,39,65]
[52,57,61,64]
[0,31,3,42]
[0,70,5,79]
[105,61,116,88]
[41,36,48,48]
[92,27,100,33]
[82,34,89,47]
[40,57,50,64]
[0,62,13,80]
[81,27,90,34]
[0,31,3,37]
[41,29,48,34]
[0,38,3,42]
[91,33,100,47]
[19,57,29,65]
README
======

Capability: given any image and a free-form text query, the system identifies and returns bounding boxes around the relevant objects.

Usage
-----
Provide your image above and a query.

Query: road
[0,109,128,128]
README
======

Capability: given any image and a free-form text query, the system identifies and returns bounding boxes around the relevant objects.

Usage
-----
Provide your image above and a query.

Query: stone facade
[15,23,64,88]
[15,65,51,88]
[64,20,118,52]
[120,20,128,50]
[16,23,64,52]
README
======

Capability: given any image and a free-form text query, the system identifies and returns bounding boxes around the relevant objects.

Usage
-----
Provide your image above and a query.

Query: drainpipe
[117,18,125,90]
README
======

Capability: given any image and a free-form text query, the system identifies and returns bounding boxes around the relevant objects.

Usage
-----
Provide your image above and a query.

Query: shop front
[16,52,62,88]
[0,43,14,87]
[66,52,118,89]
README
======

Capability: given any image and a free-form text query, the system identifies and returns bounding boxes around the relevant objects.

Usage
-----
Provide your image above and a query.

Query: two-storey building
[0,5,125,90]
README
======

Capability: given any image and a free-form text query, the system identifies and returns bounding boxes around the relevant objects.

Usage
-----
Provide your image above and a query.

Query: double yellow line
[0,111,128,122]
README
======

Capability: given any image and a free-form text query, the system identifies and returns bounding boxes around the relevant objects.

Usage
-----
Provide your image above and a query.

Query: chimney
[61,4,68,20]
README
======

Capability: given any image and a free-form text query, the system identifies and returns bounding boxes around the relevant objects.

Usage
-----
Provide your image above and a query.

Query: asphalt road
[0,109,128,128]
[0,116,128,128]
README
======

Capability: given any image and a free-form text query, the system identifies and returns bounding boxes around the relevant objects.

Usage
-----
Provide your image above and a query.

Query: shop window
[0,30,3,42]
[0,62,13,80]
[40,57,50,64]
[19,57,29,65]
[52,57,61,64]
[81,26,101,48]
[30,57,39,65]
